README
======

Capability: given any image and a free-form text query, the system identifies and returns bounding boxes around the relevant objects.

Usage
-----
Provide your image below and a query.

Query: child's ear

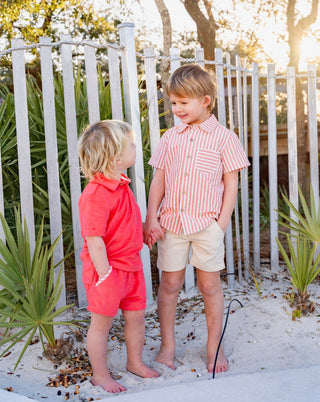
[203,95,211,108]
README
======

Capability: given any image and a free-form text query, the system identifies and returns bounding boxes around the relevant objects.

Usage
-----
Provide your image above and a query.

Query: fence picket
[307,64,319,206]
[236,55,250,280]
[60,34,86,307]
[108,46,124,120]
[39,37,66,308]
[267,64,279,270]
[287,67,299,221]
[226,52,242,283]
[144,46,161,154]
[118,23,153,304]
[11,39,35,253]
[84,41,100,124]
[251,62,260,272]
[216,48,235,288]
[170,47,181,127]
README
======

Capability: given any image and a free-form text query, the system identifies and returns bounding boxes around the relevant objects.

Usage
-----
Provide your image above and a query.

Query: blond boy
[78,120,159,393]
[144,64,250,374]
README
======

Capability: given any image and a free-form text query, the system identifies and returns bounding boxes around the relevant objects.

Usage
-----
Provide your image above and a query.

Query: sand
[0,263,319,401]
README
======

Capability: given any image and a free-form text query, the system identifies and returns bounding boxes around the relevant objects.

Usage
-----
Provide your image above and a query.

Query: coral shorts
[84,268,146,317]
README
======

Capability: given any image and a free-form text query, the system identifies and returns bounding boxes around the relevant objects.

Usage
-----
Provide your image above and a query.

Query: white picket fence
[1,23,319,308]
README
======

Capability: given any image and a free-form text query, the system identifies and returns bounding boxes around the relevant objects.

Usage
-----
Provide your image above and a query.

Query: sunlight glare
[299,35,320,71]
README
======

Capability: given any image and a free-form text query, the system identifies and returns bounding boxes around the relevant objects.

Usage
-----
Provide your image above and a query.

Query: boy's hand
[143,217,165,249]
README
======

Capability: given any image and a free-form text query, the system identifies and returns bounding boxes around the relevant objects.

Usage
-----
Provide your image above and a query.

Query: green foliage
[0,0,115,44]
[277,184,320,304]
[276,234,320,295]
[277,186,320,244]
[0,209,75,371]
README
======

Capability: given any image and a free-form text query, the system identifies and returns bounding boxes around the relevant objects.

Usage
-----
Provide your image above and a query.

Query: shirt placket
[179,128,194,232]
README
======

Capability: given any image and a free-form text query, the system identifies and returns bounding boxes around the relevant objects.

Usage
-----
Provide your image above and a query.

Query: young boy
[143,64,250,374]
[78,120,159,393]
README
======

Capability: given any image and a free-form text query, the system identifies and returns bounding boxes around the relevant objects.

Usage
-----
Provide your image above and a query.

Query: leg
[87,312,127,393]
[122,309,159,378]
[156,269,186,369]
[196,270,228,374]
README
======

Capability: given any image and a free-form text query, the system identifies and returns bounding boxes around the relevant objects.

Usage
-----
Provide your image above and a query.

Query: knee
[159,276,184,296]
[197,281,221,298]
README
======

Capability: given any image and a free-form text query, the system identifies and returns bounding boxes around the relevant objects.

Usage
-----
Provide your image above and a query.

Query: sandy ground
[0,262,319,401]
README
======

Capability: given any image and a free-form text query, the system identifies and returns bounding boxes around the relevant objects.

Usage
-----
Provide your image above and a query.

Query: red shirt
[78,173,143,285]
[149,114,250,235]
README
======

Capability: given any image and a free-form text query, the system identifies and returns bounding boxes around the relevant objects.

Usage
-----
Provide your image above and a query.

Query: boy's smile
[169,94,211,126]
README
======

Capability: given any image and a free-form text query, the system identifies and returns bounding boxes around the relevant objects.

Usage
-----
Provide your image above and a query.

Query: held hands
[143,216,166,249]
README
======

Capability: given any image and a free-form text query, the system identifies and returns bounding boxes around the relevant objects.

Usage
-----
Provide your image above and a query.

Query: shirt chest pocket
[195,149,220,175]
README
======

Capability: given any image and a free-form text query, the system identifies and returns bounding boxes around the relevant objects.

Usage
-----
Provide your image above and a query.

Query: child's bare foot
[126,362,160,378]
[155,346,175,370]
[91,375,127,393]
[207,349,228,374]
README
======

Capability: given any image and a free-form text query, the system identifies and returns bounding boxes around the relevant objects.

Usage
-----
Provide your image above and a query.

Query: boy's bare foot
[126,362,160,378]
[91,375,127,393]
[207,349,228,374]
[155,346,176,370]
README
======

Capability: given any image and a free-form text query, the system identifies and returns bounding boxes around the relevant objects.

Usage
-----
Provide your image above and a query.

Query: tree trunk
[154,0,174,127]
[287,0,319,195]
[182,0,218,63]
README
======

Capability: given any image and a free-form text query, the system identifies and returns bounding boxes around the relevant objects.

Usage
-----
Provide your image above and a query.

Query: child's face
[117,135,136,171]
[169,94,211,126]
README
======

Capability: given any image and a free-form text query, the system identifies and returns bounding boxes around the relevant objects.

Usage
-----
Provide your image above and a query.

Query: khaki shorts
[157,220,225,272]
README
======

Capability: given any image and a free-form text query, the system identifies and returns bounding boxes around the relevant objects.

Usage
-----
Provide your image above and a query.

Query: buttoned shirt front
[149,114,250,235]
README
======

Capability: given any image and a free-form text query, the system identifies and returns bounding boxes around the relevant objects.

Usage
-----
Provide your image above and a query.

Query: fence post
[287,66,299,220]
[251,62,260,272]
[307,64,319,206]
[236,55,250,281]
[118,23,153,305]
[39,37,66,308]
[11,39,35,253]
[267,64,279,271]
[216,48,235,288]
[60,34,86,307]
[84,40,100,124]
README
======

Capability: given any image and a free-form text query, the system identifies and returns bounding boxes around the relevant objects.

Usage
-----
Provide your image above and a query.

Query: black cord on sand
[212,298,243,379]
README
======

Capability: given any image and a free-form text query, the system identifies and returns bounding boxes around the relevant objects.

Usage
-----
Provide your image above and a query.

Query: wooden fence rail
[0,23,319,308]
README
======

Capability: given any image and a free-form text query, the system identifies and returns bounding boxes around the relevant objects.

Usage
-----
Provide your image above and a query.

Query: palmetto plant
[276,185,320,315]
[0,210,75,370]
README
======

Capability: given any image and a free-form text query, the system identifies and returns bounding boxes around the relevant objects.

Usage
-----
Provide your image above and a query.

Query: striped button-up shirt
[149,114,250,235]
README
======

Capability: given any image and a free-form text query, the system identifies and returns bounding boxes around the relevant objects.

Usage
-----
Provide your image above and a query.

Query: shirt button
[181,208,184,213]
[187,155,191,159]
[182,190,186,194]
[190,138,194,142]
[184,172,188,176]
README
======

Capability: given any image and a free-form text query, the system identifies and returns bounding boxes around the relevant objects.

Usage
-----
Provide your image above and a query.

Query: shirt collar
[176,114,219,134]
[91,172,131,191]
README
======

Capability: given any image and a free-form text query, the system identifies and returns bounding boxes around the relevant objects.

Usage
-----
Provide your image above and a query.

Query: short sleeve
[221,131,250,173]
[79,186,110,237]
[149,132,168,169]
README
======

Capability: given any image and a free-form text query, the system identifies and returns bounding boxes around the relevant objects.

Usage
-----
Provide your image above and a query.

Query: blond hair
[77,120,134,179]
[166,64,216,111]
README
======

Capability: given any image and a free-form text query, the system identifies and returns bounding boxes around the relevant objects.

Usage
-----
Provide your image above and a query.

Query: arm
[217,170,239,233]
[86,236,111,280]
[143,168,166,248]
